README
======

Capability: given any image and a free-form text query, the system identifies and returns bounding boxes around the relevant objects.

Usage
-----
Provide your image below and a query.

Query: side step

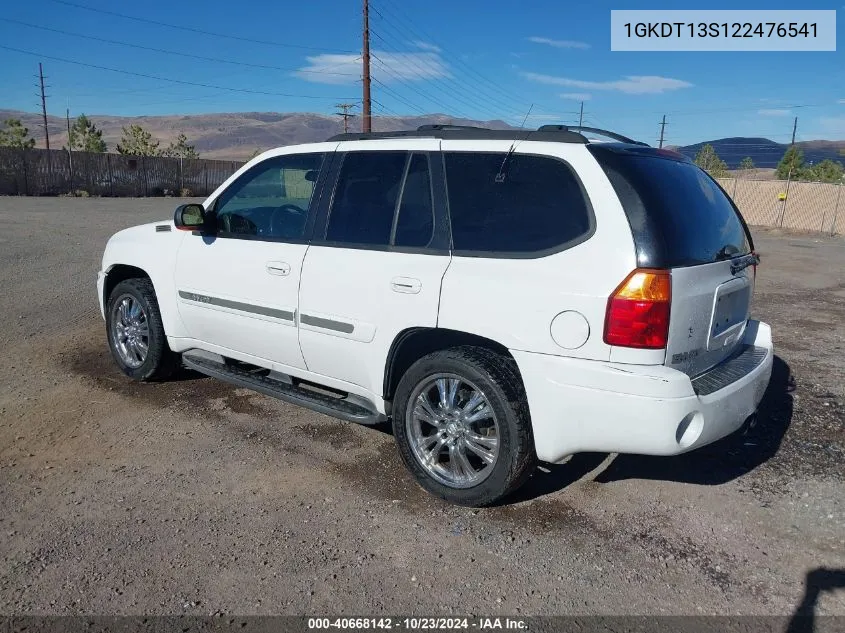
[182,354,384,425]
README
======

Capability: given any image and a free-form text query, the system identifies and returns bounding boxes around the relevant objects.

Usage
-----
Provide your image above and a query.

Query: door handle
[266,261,291,276]
[390,277,421,294]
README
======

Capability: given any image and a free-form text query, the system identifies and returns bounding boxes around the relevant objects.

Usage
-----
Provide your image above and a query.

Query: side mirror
[174,203,206,231]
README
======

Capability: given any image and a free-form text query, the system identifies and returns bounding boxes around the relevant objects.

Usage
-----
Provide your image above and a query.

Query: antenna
[495,104,534,183]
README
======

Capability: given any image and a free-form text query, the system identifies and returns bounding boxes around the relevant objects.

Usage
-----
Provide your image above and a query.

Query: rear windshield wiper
[714,245,759,274]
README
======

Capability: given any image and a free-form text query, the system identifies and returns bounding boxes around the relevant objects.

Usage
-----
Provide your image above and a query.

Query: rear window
[589,146,751,268]
[443,152,593,254]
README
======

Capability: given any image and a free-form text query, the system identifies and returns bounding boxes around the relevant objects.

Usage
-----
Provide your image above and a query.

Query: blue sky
[0,0,843,145]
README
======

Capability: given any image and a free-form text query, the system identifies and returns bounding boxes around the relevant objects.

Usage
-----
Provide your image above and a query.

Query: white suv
[97,124,774,507]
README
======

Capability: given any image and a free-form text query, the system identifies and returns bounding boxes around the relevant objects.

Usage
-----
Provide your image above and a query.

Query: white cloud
[294,51,449,85]
[838,99,845,104]
[521,72,692,94]
[411,41,441,53]
[758,108,792,116]
[528,36,590,50]
[561,92,592,101]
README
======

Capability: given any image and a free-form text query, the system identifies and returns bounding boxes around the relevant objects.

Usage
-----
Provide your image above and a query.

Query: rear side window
[393,154,434,248]
[443,152,593,254]
[589,146,751,267]
[326,151,407,246]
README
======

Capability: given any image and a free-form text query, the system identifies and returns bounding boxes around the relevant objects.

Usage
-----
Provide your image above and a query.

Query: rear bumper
[513,320,774,463]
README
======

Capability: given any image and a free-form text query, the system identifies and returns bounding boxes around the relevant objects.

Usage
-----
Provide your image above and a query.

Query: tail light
[603,269,672,349]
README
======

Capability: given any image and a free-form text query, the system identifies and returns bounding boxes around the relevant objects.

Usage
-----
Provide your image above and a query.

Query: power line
[371,77,428,115]
[369,4,526,119]
[372,99,402,117]
[1,18,360,78]
[374,0,537,114]
[0,45,358,101]
[46,0,358,53]
[370,52,474,119]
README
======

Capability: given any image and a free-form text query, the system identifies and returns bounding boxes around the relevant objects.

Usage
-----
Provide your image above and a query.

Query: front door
[174,148,332,370]
[297,140,452,395]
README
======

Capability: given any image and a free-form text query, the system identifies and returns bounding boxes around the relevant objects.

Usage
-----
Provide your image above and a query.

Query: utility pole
[658,115,667,149]
[779,116,799,227]
[335,103,356,133]
[38,63,50,150]
[362,0,372,133]
[578,101,584,127]
[66,106,74,191]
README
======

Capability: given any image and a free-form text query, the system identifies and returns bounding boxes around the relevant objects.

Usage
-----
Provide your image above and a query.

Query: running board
[182,354,384,425]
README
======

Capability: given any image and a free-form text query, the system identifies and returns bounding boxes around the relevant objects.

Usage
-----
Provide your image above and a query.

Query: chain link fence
[0,147,244,198]
[716,177,844,235]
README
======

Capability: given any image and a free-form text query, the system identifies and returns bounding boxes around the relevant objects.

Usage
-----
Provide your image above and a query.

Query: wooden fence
[0,147,244,197]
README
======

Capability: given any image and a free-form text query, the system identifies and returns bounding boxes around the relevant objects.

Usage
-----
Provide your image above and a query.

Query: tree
[116,124,160,156]
[693,144,729,178]
[739,157,755,173]
[775,146,806,180]
[806,159,844,184]
[162,133,199,159]
[0,118,36,149]
[67,114,107,153]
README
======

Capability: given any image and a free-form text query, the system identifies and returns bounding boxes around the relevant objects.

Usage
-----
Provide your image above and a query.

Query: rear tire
[105,278,179,382]
[392,346,537,507]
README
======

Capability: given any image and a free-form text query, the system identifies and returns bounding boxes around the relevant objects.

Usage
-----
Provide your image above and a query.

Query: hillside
[2,109,843,165]
[0,110,515,161]
[672,137,845,169]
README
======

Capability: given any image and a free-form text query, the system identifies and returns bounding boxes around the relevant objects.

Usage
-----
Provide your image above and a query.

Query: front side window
[443,152,592,254]
[214,153,324,240]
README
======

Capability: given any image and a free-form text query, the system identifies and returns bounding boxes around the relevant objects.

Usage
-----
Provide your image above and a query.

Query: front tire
[392,346,537,507]
[105,278,178,382]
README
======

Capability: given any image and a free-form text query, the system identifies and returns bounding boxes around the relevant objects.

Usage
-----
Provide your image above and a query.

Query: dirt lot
[0,198,843,618]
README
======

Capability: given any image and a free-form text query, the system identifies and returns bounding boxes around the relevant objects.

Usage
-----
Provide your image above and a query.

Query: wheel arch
[383,327,519,401]
[103,264,151,310]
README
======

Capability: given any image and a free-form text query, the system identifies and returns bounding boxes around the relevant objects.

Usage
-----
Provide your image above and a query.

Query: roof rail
[326,127,589,143]
[537,125,649,146]
[416,123,490,131]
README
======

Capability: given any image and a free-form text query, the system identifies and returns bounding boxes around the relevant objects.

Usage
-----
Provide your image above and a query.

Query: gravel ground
[0,198,843,617]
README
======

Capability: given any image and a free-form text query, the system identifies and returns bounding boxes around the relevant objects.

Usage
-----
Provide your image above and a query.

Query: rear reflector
[603,269,671,349]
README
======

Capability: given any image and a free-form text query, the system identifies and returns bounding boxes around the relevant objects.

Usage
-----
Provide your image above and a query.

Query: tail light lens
[603,269,672,349]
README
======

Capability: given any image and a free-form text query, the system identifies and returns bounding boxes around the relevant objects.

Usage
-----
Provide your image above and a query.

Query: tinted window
[589,146,751,267]
[215,153,323,240]
[326,151,407,246]
[393,154,434,248]
[444,152,592,253]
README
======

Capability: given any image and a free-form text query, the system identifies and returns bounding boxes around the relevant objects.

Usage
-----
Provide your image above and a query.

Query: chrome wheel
[405,373,500,489]
[109,294,150,369]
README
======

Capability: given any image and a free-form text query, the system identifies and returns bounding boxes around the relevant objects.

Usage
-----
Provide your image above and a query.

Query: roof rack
[326,123,646,146]
[537,125,649,146]
[327,127,588,143]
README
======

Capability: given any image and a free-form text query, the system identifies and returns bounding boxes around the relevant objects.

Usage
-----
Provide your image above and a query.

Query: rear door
[589,145,757,376]
[297,139,451,395]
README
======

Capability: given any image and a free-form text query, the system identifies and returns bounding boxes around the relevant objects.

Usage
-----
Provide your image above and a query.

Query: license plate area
[708,278,751,351]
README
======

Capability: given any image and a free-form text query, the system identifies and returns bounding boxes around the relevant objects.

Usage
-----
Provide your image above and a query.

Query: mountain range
[2,109,843,167]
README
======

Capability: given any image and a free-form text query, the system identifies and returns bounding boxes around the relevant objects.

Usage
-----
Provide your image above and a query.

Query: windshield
[589,145,752,268]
